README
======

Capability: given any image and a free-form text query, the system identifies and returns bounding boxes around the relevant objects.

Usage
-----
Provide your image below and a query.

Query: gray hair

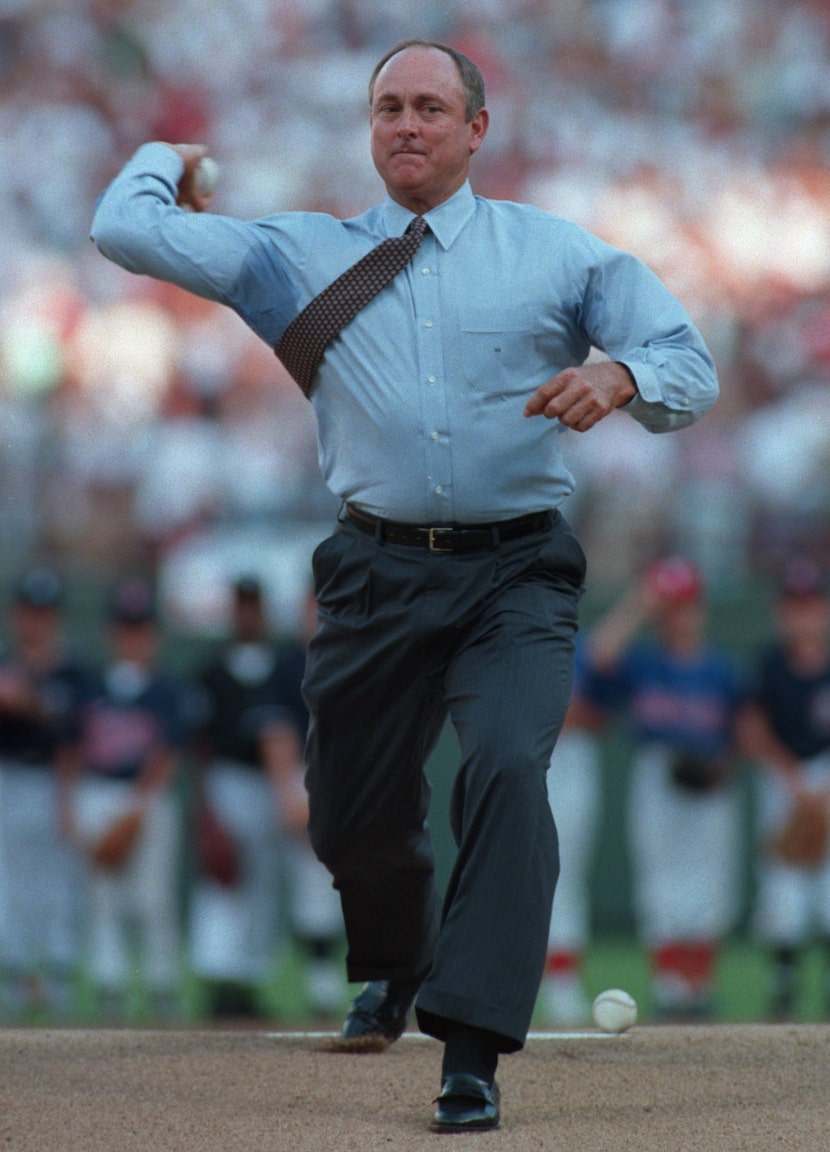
[369,39,486,123]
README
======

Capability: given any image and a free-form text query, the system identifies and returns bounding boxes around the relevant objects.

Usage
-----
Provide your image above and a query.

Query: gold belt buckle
[428,527,454,552]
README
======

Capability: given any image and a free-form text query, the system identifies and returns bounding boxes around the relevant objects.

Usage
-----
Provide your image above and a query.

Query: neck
[388,178,466,216]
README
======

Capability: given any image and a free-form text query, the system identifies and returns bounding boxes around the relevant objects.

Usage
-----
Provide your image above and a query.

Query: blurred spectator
[61,576,188,1022]
[3,1,830,589]
[739,558,830,1019]
[0,567,89,1020]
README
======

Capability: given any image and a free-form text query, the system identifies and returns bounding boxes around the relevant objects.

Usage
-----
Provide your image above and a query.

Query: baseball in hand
[592,988,638,1033]
[194,156,220,196]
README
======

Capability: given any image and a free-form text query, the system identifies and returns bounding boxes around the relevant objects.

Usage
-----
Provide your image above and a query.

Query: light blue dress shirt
[91,143,718,524]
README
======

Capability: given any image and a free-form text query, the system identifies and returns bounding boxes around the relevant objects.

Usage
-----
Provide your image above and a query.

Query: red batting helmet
[645,556,704,605]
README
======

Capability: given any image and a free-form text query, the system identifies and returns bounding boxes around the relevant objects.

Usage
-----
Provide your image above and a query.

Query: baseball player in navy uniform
[188,577,343,1018]
[740,557,830,1018]
[0,568,88,1020]
[63,578,187,1021]
[583,557,746,1018]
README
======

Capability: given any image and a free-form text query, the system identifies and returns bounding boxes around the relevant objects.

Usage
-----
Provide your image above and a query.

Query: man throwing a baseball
[91,39,718,1132]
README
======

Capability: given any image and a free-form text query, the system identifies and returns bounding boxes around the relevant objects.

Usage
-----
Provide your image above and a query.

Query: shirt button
[425,320,433,329]
[434,485,443,494]
[431,431,439,440]
[428,374,437,384]
[421,267,431,275]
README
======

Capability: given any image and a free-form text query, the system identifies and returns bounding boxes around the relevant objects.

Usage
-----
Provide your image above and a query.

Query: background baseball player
[0,568,88,1021]
[739,557,830,1018]
[63,577,187,1021]
[540,642,606,1025]
[188,576,343,1019]
[583,556,747,1018]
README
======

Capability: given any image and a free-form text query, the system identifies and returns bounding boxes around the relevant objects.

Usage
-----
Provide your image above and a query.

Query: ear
[468,107,489,155]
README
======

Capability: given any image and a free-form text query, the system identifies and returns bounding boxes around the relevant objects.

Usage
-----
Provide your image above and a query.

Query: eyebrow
[372,87,451,106]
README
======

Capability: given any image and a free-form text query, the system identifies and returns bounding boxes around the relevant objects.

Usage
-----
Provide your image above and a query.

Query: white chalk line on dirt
[264,1030,622,1041]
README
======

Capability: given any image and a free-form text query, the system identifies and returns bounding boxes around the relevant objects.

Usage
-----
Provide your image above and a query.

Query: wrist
[612,362,638,407]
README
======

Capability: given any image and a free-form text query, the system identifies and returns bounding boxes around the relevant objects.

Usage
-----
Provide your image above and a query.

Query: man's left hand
[524,361,636,432]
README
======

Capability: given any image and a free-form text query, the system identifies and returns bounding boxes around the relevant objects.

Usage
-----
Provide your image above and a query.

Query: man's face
[370,46,488,213]
[111,620,157,666]
[12,603,59,653]
[778,594,830,647]
[233,595,266,643]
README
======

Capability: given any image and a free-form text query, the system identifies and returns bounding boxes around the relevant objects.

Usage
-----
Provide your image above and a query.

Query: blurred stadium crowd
[3,0,830,613]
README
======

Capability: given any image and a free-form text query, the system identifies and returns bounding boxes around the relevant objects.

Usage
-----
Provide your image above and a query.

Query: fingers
[524,368,611,431]
[160,142,209,167]
[523,372,567,418]
[525,363,636,431]
[160,143,215,213]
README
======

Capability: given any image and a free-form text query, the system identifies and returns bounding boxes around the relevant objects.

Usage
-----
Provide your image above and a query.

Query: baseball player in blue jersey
[583,557,746,1018]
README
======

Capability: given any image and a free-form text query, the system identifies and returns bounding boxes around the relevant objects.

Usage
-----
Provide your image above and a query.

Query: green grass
[25,934,824,1029]
[7,918,827,1027]
[575,935,828,1024]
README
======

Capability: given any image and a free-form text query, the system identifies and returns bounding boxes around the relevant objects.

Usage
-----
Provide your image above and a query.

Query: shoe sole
[318,1033,396,1053]
[429,1119,500,1134]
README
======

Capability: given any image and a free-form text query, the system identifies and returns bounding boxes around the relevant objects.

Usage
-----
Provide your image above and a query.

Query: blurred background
[3,0,830,1021]
[4,0,830,618]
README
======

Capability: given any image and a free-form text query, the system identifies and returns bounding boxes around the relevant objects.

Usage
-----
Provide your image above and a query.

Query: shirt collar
[381,181,476,251]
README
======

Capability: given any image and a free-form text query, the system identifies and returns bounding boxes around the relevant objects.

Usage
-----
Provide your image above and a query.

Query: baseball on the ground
[194,156,220,195]
[592,988,638,1033]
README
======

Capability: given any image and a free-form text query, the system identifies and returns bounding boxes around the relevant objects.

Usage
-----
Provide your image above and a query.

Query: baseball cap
[778,557,828,600]
[645,556,704,605]
[15,566,64,609]
[110,577,156,624]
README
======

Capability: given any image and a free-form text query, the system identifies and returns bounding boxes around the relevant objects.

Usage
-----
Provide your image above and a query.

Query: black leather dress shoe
[430,1073,501,1133]
[335,977,419,1051]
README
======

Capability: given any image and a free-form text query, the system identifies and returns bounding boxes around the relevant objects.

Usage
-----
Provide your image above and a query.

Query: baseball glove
[195,803,240,888]
[769,791,830,867]
[670,751,733,794]
[91,808,144,870]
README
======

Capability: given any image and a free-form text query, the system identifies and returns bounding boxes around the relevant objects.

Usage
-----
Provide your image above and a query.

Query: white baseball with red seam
[592,988,637,1033]
[194,156,219,195]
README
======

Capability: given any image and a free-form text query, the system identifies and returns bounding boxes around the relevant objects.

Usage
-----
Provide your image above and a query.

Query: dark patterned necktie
[275,215,428,397]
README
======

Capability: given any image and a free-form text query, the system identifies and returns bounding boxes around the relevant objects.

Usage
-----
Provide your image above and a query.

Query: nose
[396,105,419,136]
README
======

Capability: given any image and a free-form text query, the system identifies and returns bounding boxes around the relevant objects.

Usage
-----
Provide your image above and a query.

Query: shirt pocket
[459,305,538,394]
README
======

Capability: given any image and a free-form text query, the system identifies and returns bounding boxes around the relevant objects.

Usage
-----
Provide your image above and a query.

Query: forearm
[736,704,800,781]
[588,248,719,433]
[588,586,651,671]
[55,745,82,840]
[134,747,178,805]
[618,341,719,432]
[91,143,300,347]
[262,722,309,832]
[91,143,249,304]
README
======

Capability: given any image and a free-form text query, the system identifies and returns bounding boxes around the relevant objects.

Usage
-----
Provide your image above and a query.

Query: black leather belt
[345,504,552,553]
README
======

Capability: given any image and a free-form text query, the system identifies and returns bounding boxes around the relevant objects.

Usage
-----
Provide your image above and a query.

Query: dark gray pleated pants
[303,509,585,1051]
